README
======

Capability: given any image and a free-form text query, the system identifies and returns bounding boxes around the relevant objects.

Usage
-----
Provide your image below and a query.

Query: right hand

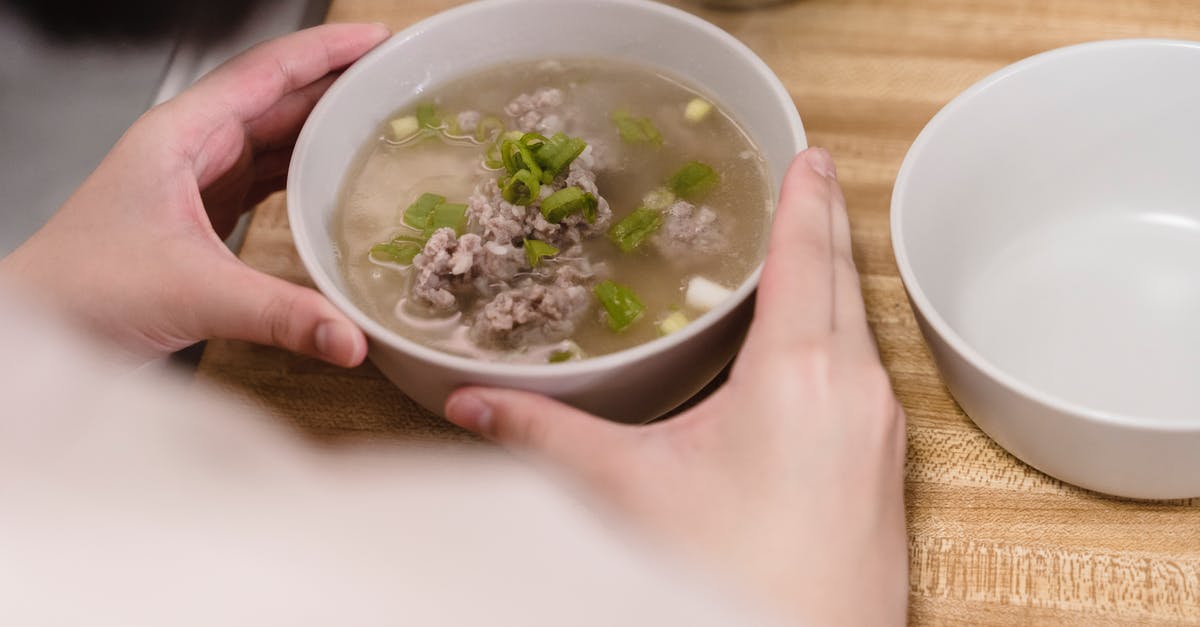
[444,148,909,625]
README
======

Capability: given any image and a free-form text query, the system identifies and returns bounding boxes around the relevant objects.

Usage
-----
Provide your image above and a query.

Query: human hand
[443,148,908,625]
[0,24,389,365]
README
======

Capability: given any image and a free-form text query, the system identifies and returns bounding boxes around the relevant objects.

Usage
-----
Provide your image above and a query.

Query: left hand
[0,24,389,365]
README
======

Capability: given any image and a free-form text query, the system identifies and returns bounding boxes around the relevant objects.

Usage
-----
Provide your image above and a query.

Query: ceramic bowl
[892,40,1200,499]
[288,0,805,422]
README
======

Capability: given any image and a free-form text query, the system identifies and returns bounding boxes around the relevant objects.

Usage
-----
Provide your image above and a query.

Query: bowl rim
[891,38,1200,433]
[288,0,805,382]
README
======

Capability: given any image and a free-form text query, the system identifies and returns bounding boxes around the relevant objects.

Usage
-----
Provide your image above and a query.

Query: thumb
[189,260,368,367]
[446,387,632,466]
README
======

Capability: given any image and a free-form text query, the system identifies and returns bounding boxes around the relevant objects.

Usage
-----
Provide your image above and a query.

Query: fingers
[827,170,876,355]
[244,73,340,151]
[170,23,389,185]
[194,23,388,127]
[445,388,631,469]
[190,259,368,367]
[753,148,838,343]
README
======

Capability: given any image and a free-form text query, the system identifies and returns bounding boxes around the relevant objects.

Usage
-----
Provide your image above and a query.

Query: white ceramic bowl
[288,0,805,422]
[893,40,1200,499]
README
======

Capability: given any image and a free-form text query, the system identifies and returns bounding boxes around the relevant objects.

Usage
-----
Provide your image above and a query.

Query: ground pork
[652,200,729,259]
[465,146,612,252]
[505,88,565,135]
[469,267,590,348]
[411,229,523,310]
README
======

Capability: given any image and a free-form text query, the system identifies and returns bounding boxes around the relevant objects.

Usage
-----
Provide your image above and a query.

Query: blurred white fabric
[0,289,774,626]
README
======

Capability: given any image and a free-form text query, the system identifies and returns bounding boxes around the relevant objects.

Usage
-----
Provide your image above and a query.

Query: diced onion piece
[388,116,420,141]
[641,187,676,211]
[658,310,689,336]
[684,98,713,123]
[594,280,645,332]
[685,276,733,312]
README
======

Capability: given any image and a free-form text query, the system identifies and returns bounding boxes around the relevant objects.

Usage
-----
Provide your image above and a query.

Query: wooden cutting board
[196,0,1200,623]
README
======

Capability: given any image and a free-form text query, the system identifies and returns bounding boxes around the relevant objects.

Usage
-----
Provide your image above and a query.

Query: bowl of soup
[288,0,805,422]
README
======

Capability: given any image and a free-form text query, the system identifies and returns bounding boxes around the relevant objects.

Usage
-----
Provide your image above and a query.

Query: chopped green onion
[370,241,422,265]
[503,130,525,142]
[594,280,645,332]
[548,350,575,363]
[523,238,559,267]
[423,202,468,237]
[667,161,719,200]
[611,109,663,146]
[533,133,588,182]
[475,116,505,142]
[403,193,446,230]
[501,169,541,206]
[483,142,504,170]
[541,186,597,224]
[520,132,549,150]
[658,310,689,336]
[500,139,543,180]
[607,206,662,253]
[416,102,441,130]
[684,98,713,123]
[642,187,676,211]
[388,116,420,141]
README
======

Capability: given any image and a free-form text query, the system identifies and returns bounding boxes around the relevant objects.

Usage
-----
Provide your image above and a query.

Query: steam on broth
[335,59,772,363]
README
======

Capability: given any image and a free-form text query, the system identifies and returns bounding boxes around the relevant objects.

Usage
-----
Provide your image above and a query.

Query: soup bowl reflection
[288,0,805,422]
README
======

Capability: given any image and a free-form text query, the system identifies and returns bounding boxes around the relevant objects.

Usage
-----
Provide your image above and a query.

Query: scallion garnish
[607,206,662,253]
[541,186,597,224]
[523,238,559,268]
[475,116,505,142]
[423,202,468,237]
[667,161,718,200]
[369,241,423,265]
[500,139,544,181]
[532,133,587,182]
[403,193,446,230]
[594,280,645,332]
[548,350,574,363]
[502,169,541,206]
[611,109,663,146]
[416,102,441,130]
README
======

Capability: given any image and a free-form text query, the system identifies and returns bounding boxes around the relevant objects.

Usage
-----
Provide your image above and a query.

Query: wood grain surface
[196,1,1200,623]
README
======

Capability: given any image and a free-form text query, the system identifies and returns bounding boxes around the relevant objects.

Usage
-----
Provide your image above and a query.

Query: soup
[335,59,772,363]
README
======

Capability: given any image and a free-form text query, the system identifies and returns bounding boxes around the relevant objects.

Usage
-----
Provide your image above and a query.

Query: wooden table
[197,1,1200,623]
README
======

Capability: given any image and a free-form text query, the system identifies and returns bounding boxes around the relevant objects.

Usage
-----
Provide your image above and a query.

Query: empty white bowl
[288,0,805,422]
[893,40,1200,499]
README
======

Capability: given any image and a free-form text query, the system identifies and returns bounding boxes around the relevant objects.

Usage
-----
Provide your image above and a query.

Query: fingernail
[314,320,348,362]
[446,393,494,434]
[802,147,837,180]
